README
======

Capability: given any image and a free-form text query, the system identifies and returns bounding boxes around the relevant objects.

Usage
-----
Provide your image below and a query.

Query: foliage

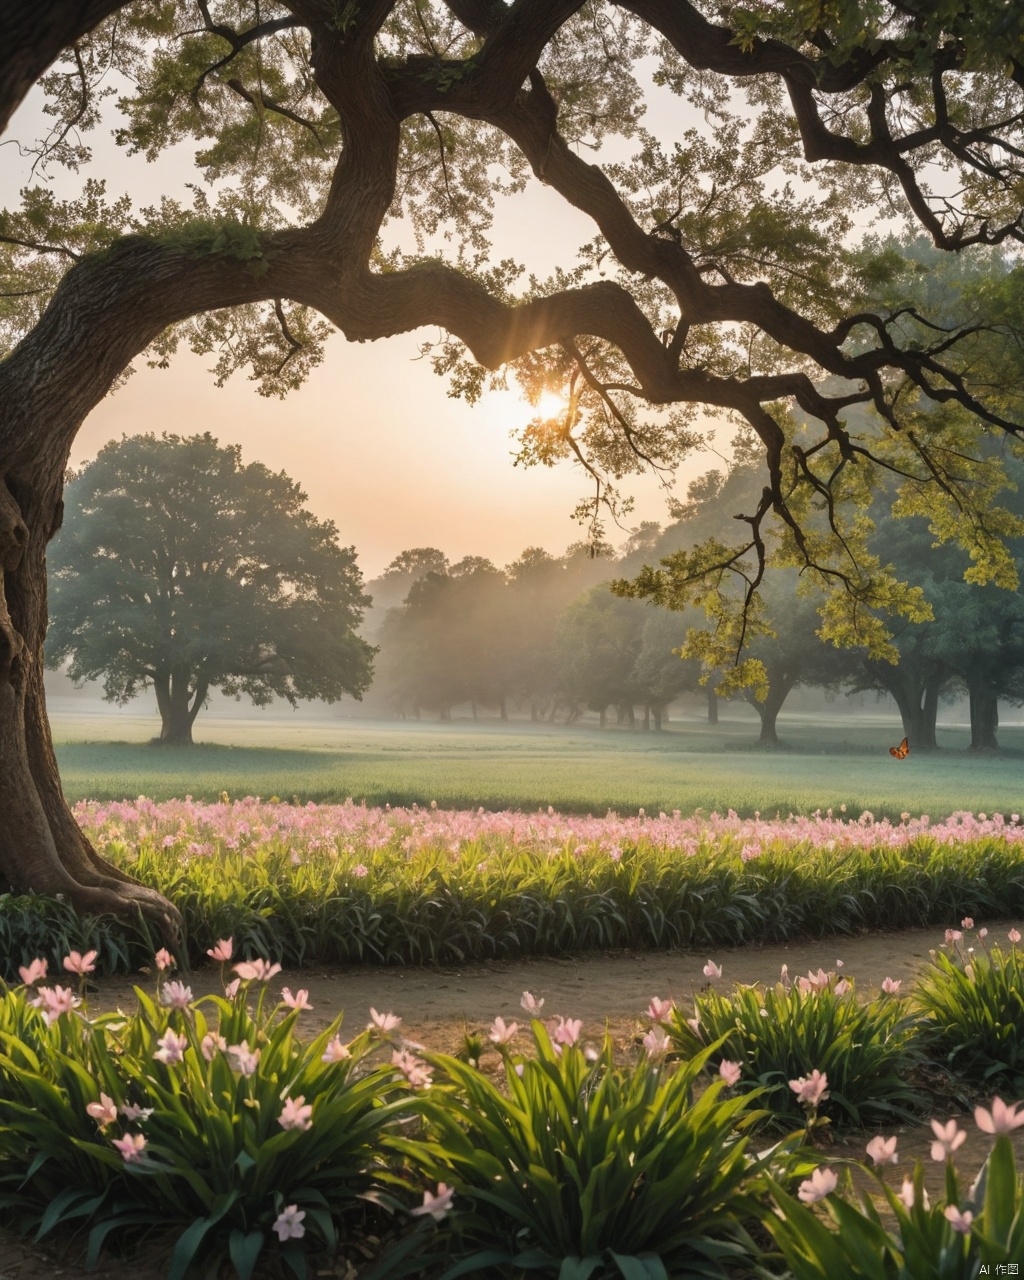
[0,961,413,1280]
[663,968,926,1131]
[765,1131,1024,1279]
[46,433,374,743]
[914,927,1024,1091]
[2,799,1024,977]
[386,1022,790,1279]
[3,0,1024,666]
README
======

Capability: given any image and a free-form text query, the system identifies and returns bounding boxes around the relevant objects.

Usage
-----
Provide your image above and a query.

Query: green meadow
[50,708,1024,819]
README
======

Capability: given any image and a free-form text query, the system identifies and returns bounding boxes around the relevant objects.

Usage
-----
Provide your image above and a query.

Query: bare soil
[4,923,1022,1279]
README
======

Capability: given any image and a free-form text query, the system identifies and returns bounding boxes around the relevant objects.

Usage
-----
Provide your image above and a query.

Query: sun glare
[534,391,567,420]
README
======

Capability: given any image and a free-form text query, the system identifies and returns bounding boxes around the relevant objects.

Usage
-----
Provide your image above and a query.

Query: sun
[533,391,567,420]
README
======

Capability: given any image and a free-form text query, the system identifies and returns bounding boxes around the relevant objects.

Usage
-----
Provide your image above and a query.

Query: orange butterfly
[889,737,909,759]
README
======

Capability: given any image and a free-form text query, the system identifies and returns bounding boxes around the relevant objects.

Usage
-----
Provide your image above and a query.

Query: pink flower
[866,1135,898,1166]
[272,1205,306,1241]
[898,1178,929,1210]
[961,917,974,930]
[392,1049,432,1089]
[740,842,761,862]
[930,1118,967,1160]
[488,1017,518,1044]
[719,1060,741,1087]
[34,985,81,1025]
[978,928,988,940]
[112,1133,147,1163]
[703,960,722,979]
[551,1016,582,1047]
[206,939,233,963]
[120,1102,153,1121]
[321,1036,351,1063]
[154,949,174,971]
[1009,928,1021,944]
[154,1028,188,1065]
[18,958,47,986]
[281,987,313,1011]
[226,1042,261,1076]
[410,1183,454,1221]
[520,991,544,1015]
[232,958,282,983]
[279,1095,313,1131]
[642,1027,669,1056]
[224,978,241,999]
[370,1008,401,1032]
[647,997,673,1022]
[834,978,851,996]
[975,1097,1024,1135]
[790,1070,829,1107]
[352,863,369,877]
[797,1167,837,1204]
[200,1032,226,1061]
[63,950,98,976]
[881,976,901,994]
[160,980,193,1010]
[943,1205,973,1234]
[86,1093,118,1130]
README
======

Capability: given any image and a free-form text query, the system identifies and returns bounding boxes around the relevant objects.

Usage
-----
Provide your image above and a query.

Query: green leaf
[228,1228,266,1280]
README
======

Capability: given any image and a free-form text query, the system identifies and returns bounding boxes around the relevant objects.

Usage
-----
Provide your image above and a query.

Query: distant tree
[557,588,647,727]
[363,547,449,643]
[46,433,373,744]
[372,558,512,720]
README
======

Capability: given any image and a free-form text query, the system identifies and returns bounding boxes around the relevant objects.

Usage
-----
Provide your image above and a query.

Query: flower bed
[2,800,1023,977]
[0,929,1022,1278]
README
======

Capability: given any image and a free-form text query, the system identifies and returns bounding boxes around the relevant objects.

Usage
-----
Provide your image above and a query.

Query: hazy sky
[1,62,722,580]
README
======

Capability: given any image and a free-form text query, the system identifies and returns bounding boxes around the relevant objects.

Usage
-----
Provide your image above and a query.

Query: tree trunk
[652,703,664,731]
[705,686,719,724]
[499,696,508,721]
[599,705,606,728]
[969,684,1000,750]
[751,674,795,747]
[641,704,650,730]
[0,232,321,944]
[154,668,207,745]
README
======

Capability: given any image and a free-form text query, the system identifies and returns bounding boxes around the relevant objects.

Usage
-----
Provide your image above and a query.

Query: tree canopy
[46,432,374,743]
[2,0,1024,934]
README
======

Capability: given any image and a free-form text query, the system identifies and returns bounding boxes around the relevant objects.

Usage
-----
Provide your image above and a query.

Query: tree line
[365,454,1024,751]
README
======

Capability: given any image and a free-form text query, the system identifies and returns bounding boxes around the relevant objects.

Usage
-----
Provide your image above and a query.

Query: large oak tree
[47,432,373,744]
[1,0,1023,941]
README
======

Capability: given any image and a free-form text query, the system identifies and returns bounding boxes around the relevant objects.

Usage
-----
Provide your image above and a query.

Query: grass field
[50,707,1024,819]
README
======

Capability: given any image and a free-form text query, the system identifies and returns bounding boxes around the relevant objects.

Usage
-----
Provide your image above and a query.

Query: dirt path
[5,922,1022,1279]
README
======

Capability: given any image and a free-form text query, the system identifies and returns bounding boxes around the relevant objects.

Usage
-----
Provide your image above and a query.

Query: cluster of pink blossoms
[797,1092,1024,1234]
[71,796,1024,872]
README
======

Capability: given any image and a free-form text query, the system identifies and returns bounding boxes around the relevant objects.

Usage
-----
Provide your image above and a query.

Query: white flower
[272,1205,306,1241]
[410,1183,454,1221]
[154,1028,188,1065]
[279,1096,313,1131]
[520,991,544,1015]
[321,1036,352,1063]
[797,1167,837,1204]
[929,1118,967,1160]
[975,1097,1024,1134]
[369,1007,401,1032]
[702,960,722,979]
[160,980,193,1010]
[865,1135,898,1166]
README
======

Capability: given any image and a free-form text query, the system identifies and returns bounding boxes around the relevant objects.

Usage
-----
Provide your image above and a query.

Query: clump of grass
[914,923,1024,1092]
